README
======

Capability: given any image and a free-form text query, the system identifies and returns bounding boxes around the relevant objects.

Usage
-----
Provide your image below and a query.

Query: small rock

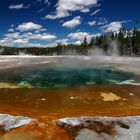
[41,98,47,101]
[57,116,140,140]
[0,114,33,132]
[70,97,74,100]
[129,93,134,96]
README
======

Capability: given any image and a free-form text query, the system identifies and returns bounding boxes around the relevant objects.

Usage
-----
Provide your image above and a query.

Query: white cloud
[55,39,69,45]
[74,40,82,45]
[55,39,68,43]
[4,25,56,42]
[68,32,90,40]
[35,28,47,33]
[80,8,90,13]
[0,38,13,44]
[44,0,48,3]
[30,33,56,41]
[62,16,81,28]
[9,3,30,9]
[5,32,20,39]
[9,4,24,9]
[68,31,100,41]
[97,18,108,25]
[8,28,14,32]
[11,24,14,28]
[13,39,29,44]
[0,23,56,47]
[45,0,98,19]
[17,22,42,32]
[2,32,29,46]
[38,8,44,13]
[101,21,127,32]
[44,0,50,5]
[0,33,56,47]
[88,20,96,26]
[38,0,50,4]
[91,9,101,15]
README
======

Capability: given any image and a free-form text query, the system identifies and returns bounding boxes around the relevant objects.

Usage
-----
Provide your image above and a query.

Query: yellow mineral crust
[100,92,121,101]
[0,82,21,89]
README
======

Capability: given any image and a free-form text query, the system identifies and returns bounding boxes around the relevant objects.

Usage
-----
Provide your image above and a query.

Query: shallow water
[0,85,140,116]
[0,56,140,140]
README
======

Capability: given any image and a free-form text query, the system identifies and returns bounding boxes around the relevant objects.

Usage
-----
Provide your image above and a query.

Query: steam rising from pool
[0,56,140,89]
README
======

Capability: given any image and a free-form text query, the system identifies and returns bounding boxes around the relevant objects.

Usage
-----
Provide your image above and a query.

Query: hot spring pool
[0,55,140,89]
[0,66,137,89]
[0,56,140,140]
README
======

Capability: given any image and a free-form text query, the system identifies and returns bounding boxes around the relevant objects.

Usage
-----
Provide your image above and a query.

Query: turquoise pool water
[1,66,136,88]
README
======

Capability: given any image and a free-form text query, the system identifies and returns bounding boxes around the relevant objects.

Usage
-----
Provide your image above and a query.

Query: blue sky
[0,0,140,47]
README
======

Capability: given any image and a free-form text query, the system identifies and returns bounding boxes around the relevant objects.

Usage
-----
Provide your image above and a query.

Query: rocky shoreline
[0,113,140,139]
[0,114,33,133]
[57,116,140,140]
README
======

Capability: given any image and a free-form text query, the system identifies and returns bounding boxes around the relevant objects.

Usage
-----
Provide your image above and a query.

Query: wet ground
[0,56,140,140]
[0,85,140,117]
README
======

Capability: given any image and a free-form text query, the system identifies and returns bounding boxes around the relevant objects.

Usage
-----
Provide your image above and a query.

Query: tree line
[0,28,140,56]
